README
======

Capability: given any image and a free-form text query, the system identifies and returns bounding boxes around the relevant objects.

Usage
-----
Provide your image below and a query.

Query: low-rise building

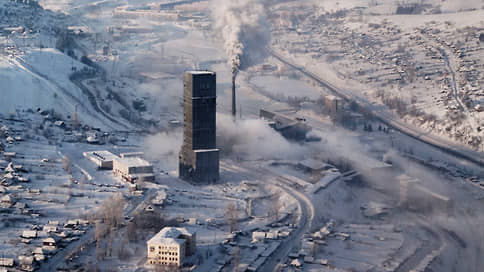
[113,157,154,183]
[1,194,14,208]
[83,151,119,170]
[42,235,60,249]
[0,258,14,268]
[119,152,144,158]
[18,256,36,272]
[147,227,196,267]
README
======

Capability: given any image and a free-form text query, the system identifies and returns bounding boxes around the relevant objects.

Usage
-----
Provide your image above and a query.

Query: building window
[149,247,155,252]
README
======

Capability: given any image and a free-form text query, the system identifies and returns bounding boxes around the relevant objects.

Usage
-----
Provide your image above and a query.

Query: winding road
[247,166,315,272]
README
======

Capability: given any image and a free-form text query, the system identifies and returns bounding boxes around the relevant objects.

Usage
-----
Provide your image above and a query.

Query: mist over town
[0,0,484,271]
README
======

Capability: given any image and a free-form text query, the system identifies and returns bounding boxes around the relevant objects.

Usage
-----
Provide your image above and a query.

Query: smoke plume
[217,114,306,160]
[143,132,182,172]
[212,0,270,73]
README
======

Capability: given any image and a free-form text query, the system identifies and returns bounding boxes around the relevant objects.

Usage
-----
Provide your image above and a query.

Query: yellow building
[147,227,196,267]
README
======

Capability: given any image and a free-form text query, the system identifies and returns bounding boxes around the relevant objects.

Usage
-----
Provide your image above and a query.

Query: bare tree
[136,176,145,191]
[62,155,72,175]
[225,203,239,233]
[72,111,80,130]
[95,220,107,260]
[268,196,282,222]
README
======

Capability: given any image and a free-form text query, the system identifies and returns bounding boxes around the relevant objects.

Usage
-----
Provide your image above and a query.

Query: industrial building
[147,227,196,267]
[179,71,220,183]
[260,109,312,141]
[82,151,119,169]
[398,175,453,214]
[298,159,333,178]
[113,157,154,183]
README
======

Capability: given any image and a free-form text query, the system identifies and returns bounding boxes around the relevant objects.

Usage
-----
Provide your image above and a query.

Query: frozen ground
[1,0,484,272]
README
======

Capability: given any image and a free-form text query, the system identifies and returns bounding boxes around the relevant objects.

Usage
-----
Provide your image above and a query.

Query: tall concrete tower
[179,71,220,183]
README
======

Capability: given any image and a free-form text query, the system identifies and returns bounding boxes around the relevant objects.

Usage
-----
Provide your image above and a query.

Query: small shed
[3,152,16,160]
[43,225,58,233]
[54,121,65,128]
[1,194,14,206]
[33,247,47,262]
[0,258,14,267]
[48,220,59,226]
[14,202,27,210]
[290,259,303,268]
[42,236,60,248]
[21,230,37,239]
[64,220,78,229]
[252,231,266,242]
[18,256,36,272]
[33,247,46,255]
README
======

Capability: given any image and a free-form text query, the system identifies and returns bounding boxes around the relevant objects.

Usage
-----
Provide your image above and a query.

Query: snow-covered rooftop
[114,157,151,167]
[186,70,215,75]
[147,227,195,246]
[84,151,119,162]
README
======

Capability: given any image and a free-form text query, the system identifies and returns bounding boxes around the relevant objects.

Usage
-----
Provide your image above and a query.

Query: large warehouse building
[179,71,220,183]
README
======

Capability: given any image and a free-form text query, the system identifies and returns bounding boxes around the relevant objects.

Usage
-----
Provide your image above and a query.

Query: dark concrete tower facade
[179,71,219,183]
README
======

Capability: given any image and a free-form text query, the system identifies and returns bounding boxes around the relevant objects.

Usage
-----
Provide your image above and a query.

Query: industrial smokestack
[232,70,237,118]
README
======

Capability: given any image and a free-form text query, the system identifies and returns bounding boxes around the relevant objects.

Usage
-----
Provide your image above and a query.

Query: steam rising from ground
[217,114,306,160]
[143,114,307,171]
[144,132,182,171]
[212,0,270,72]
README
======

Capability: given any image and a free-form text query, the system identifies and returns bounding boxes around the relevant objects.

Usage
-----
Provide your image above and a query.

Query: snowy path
[395,224,442,272]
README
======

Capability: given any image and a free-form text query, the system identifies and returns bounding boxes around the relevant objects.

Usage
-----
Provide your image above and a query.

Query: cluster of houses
[286,220,349,269]
[1,125,33,221]
[0,219,89,271]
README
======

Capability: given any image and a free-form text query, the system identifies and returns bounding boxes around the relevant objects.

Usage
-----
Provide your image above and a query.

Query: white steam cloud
[217,114,306,160]
[143,132,182,172]
[143,115,306,171]
[212,0,270,72]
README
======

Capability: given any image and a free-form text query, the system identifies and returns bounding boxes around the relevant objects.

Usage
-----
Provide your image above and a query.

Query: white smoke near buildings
[217,114,307,160]
[212,0,270,73]
[143,115,307,170]
[143,132,182,171]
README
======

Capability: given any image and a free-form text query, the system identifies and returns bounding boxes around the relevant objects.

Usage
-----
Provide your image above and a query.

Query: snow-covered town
[0,0,484,271]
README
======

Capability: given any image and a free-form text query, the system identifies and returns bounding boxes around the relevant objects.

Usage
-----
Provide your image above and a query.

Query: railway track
[266,47,484,168]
